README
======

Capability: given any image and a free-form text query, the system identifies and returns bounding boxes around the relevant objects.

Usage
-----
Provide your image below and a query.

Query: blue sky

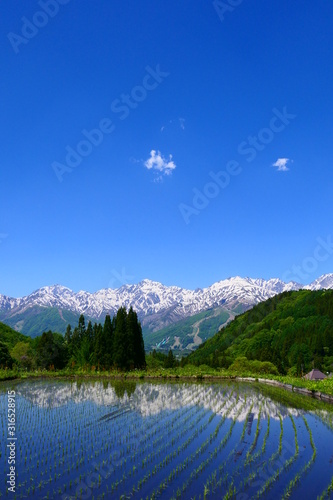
[1,0,333,297]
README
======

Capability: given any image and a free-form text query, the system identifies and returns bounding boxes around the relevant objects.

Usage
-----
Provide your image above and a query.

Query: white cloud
[272,158,291,172]
[144,150,176,178]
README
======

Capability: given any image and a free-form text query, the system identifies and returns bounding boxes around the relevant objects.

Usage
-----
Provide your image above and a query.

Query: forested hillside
[185,290,333,375]
[0,306,94,338]
[0,307,145,371]
[143,307,231,353]
[0,322,30,369]
[0,322,29,348]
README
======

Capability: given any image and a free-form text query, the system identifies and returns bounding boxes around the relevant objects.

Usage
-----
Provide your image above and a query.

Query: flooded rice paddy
[1,379,333,499]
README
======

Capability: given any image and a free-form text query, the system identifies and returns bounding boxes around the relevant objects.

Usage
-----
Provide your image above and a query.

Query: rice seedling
[254,412,300,499]
[170,396,248,498]
[244,404,263,463]
[1,380,332,499]
[281,415,317,499]
[317,475,333,500]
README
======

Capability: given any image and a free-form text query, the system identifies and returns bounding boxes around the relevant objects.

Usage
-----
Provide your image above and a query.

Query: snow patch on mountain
[304,273,333,291]
[0,275,332,330]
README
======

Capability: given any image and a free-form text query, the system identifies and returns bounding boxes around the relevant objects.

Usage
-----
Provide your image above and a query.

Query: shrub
[229,356,279,375]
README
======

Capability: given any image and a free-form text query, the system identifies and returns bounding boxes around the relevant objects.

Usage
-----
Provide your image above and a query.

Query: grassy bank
[1,365,333,398]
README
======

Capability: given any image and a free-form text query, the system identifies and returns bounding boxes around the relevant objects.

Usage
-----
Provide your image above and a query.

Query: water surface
[0,379,332,499]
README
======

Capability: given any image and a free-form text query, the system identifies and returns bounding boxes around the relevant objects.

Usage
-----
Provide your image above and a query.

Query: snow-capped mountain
[0,276,300,318]
[304,273,333,291]
[0,274,332,334]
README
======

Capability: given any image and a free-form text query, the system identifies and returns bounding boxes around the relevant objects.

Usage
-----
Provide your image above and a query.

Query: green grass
[1,365,333,403]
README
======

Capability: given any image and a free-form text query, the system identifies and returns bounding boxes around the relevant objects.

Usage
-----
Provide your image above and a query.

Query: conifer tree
[113,307,129,370]
[64,324,73,357]
[165,349,176,368]
[93,323,104,368]
[127,307,146,369]
[103,314,114,368]
[78,314,86,341]
[70,327,80,358]
[75,319,94,368]
[0,340,13,368]
[85,321,94,353]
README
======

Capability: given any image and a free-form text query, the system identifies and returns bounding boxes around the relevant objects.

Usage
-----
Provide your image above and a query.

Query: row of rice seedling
[281,415,317,499]
[82,406,204,495]
[2,380,333,499]
[237,412,281,498]
[270,413,284,462]
[119,392,239,498]
[157,394,243,498]
[246,412,270,465]
[221,409,272,499]
[244,404,263,464]
[211,412,268,498]
[317,475,333,500]
[89,382,218,488]
[80,401,215,498]
[18,400,142,491]
[169,395,249,499]
[254,413,300,499]
[143,396,242,500]
[219,410,284,500]
[225,410,312,500]
[3,389,158,497]
[197,399,254,498]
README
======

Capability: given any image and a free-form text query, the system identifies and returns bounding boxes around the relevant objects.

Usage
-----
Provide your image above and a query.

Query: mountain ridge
[1,274,332,337]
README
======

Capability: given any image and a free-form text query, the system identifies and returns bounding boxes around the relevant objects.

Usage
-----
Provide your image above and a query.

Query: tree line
[66,306,146,370]
[2,307,146,371]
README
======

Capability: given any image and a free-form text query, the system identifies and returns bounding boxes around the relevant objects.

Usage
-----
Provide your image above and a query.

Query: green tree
[64,324,73,357]
[113,307,129,370]
[93,323,104,368]
[70,327,81,359]
[75,336,92,368]
[165,349,176,368]
[0,341,13,368]
[10,341,34,370]
[36,331,68,369]
[86,321,94,345]
[127,307,146,369]
[103,315,114,368]
[78,314,86,342]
